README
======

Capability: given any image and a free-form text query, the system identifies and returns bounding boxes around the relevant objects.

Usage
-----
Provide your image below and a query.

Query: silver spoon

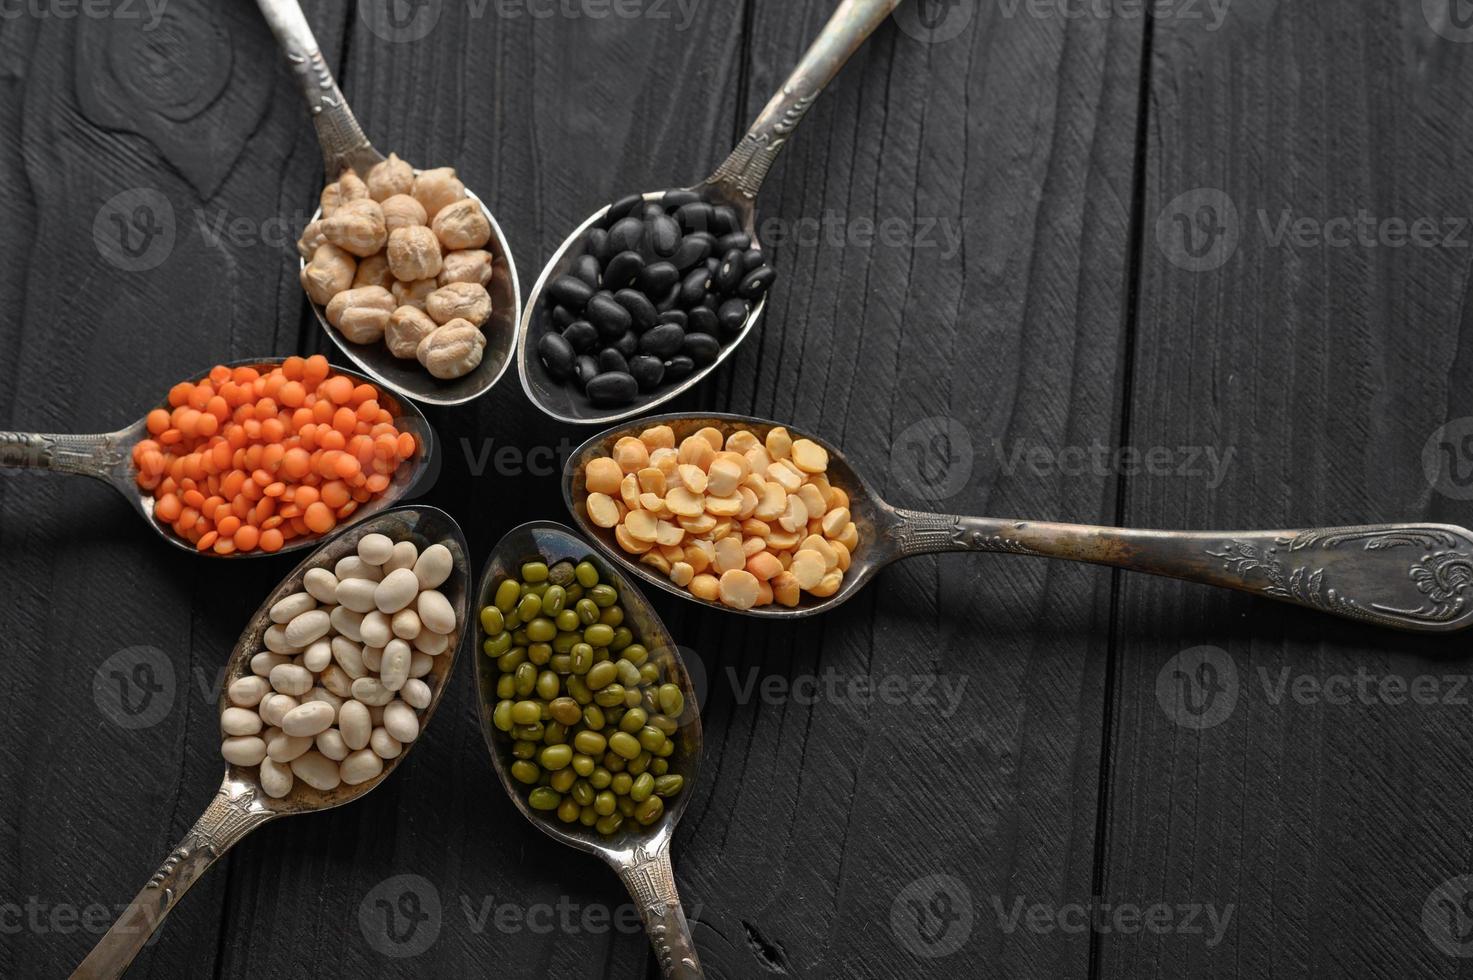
[472,521,705,978]
[564,412,1473,631]
[69,505,471,979]
[0,358,437,559]
[518,0,904,425]
[256,0,521,408]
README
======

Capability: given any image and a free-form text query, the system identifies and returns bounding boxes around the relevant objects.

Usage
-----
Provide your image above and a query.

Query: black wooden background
[4,0,1473,977]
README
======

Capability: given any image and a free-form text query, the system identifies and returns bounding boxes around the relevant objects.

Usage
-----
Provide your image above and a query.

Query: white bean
[303,688,343,717]
[331,636,367,678]
[285,609,331,647]
[352,676,395,707]
[410,652,434,678]
[320,665,354,699]
[391,608,422,640]
[330,606,365,642]
[302,639,333,673]
[316,728,349,762]
[251,652,290,677]
[340,749,384,786]
[228,675,271,707]
[374,567,421,614]
[413,630,449,656]
[259,694,298,728]
[260,757,294,798]
[383,700,420,743]
[357,532,395,566]
[417,589,456,634]
[335,555,383,582]
[303,567,340,604]
[335,577,379,613]
[339,700,372,750]
[266,730,312,763]
[269,591,317,624]
[221,707,262,737]
[221,736,267,767]
[282,701,335,737]
[413,543,453,590]
[401,678,432,710]
[382,540,419,573]
[362,645,384,672]
[263,624,303,655]
[270,663,314,697]
[380,639,412,691]
[360,610,392,647]
[370,726,402,759]
[290,750,342,791]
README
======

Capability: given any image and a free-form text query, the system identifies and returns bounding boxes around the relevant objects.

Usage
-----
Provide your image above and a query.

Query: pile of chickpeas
[298,155,497,381]
[484,558,686,837]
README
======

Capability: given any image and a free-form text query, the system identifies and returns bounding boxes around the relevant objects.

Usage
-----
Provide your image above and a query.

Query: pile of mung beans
[483,557,686,836]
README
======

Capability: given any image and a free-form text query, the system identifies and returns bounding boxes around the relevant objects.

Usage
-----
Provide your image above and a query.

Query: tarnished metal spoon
[565,413,1473,632]
[256,0,521,407]
[69,506,470,979]
[0,358,436,559]
[518,0,904,425]
[473,521,705,978]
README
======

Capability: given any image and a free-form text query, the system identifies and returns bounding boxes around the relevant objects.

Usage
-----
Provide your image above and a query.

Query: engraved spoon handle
[255,0,383,179]
[706,0,902,200]
[70,781,273,980]
[890,510,1473,633]
[611,841,703,979]
[0,430,129,482]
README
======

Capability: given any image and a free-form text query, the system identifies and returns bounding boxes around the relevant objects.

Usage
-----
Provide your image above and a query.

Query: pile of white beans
[219,532,458,797]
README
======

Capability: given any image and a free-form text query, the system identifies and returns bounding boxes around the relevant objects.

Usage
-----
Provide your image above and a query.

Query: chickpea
[297,220,327,261]
[412,167,465,221]
[325,285,395,333]
[392,277,439,311]
[301,244,356,306]
[387,226,443,282]
[320,170,368,217]
[425,281,492,327]
[438,249,495,288]
[416,318,486,380]
[381,193,427,234]
[322,199,387,258]
[352,251,395,290]
[339,305,391,345]
[431,198,491,251]
[366,153,414,202]
[386,305,439,359]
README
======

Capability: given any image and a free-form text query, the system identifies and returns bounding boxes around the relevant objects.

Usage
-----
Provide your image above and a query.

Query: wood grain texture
[1101,1,1473,976]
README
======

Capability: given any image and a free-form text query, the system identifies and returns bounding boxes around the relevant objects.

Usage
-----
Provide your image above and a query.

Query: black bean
[670,234,714,272]
[614,289,659,331]
[717,298,750,337]
[586,371,639,406]
[700,292,721,312]
[711,206,740,235]
[679,267,711,307]
[646,214,682,258]
[716,232,751,254]
[641,201,666,221]
[665,355,695,383]
[538,332,576,379]
[686,307,719,336]
[612,330,639,359]
[584,227,608,260]
[705,256,721,274]
[654,285,683,313]
[562,320,599,354]
[637,261,680,296]
[574,355,600,389]
[603,251,645,290]
[587,292,632,339]
[658,310,688,327]
[628,355,666,392]
[738,266,776,300]
[607,217,644,254]
[715,249,745,293]
[549,275,595,311]
[551,304,576,329]
[743,248,766,271]
[639,321,686,359]
[606,194,644,225]
[682,332,720,366]
[661,189,701,209]
[675,202,715,233]
[597,347,630,375]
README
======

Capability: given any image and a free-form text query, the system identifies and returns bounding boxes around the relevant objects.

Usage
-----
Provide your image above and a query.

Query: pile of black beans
[535,189,776,407]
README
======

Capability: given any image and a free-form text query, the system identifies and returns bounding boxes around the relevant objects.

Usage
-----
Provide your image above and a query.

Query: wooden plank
[1102,2,1473,975]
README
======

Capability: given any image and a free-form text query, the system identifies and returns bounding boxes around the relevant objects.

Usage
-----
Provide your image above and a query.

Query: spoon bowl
[72,505,471,978]
[0,358,437,559]
[472,520,706,977]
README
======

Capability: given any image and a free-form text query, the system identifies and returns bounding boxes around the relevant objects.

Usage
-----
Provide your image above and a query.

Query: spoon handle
[70,780,273,980]
[0,430,130,482]
[707,0,902,201]
[255,0,384,180]
[611,840,704,979]
[890,510,1473,633]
